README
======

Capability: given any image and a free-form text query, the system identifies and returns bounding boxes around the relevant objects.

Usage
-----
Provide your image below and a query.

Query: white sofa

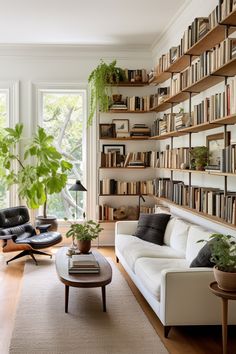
[115,216,236,337]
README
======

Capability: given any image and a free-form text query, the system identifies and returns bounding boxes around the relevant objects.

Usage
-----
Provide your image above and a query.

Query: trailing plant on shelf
[88,59,126,125]
[0,123,73,219]
[190,146,209,170]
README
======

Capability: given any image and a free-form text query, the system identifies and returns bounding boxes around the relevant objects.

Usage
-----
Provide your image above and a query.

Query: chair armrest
[160,268,215,325]
[36,224,51,233]
[0,234,17,241]
[115,221,138,236]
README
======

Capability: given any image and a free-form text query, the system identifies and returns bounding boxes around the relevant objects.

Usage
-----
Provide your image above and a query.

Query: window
[38,89,87,219]
[0,81,19,209]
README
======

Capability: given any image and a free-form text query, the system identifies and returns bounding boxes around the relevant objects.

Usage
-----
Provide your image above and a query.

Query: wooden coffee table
[55,247,112,313]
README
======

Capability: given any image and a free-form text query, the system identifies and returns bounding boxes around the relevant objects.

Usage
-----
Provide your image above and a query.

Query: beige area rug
[10,257,168,354]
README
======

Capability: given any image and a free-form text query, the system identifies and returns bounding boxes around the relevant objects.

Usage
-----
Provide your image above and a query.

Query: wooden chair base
[6,249,52,265]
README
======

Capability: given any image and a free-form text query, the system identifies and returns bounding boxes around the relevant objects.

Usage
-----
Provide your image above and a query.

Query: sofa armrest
[160,268,217,325]
[115,220,138,236]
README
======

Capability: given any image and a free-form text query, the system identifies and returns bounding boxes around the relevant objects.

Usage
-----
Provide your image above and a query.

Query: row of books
[152,177,236,225]
[68,253,100,274]
[152,2,236,80]
[130,123,151,138]
[193,76,236,124]
[100,151,124,168]
[221,144,236,173]
[181,38,236,90]
[149,87,170,108]
[158,147,190,169]
[100,179,154,195]
[123,151,158,168]
[123,69,148,83]
[151,112,190,136]
[109,95,151,111]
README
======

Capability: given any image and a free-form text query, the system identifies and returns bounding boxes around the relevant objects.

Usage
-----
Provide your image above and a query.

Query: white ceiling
[0,0,187,47]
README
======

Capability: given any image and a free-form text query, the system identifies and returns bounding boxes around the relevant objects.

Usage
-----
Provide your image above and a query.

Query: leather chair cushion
[17,232,62,249]
[0,224,35,237]
[0,206,29,227]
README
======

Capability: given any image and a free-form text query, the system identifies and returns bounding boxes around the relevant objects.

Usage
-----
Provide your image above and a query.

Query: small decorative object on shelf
[190,146,209,171]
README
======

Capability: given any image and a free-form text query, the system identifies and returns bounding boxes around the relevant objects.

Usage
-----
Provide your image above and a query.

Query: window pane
[41,91,86,219]
[0,91,9,208]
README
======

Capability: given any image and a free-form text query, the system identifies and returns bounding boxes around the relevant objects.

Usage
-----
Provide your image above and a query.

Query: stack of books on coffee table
[68,253,100,274]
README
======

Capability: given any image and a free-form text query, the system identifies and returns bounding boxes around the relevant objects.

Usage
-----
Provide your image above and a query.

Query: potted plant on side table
[65,219,103,254]
[200,233,236,291]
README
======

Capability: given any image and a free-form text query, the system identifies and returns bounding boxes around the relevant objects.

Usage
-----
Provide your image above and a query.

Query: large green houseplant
[66,219,103,253]
[88,59,126,125]
[199,233,236,291]
[0,123,72,226]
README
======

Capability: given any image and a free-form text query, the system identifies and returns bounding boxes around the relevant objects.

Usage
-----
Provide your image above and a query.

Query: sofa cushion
[190,241,215,268]
[169,219,190,254]
[163,217,177,246]
[186,225,212,262]
[116,234,185,271]
[134,213,171,245]
[134,257,190,301]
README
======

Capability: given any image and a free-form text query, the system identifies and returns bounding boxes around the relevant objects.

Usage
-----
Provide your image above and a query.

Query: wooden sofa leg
[116,256,119,263]
[164,326,171,338]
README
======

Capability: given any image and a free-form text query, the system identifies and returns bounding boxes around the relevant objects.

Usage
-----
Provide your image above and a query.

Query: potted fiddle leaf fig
[190,146,209,170]
[65,219,103,254]
[88,59,126,125]
[199,233,236,291]
[0,123,73,230]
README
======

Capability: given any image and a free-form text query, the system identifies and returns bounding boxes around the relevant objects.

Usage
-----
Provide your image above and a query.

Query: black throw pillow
[133,213,171,245]
[190,240,215,268]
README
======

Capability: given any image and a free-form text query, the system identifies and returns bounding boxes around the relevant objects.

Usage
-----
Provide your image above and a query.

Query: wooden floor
[0,247,236,354]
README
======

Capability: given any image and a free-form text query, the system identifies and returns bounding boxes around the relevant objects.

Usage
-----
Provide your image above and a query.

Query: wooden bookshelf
[108,110,152,113]
[153,196,236,231]
[99,194,148,197]
[109,82,148,87]
[99,167,154,170]
[100,137,151,141]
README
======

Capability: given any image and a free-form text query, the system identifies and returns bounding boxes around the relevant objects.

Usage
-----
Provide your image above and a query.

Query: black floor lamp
[69,180,87,220]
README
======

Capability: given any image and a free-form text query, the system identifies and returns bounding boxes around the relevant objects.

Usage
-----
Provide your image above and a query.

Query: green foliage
[0,123,73,217]
[190,146,209,169]
[65,219,103,241]
[198,234,236,272]
[88,59,126,125]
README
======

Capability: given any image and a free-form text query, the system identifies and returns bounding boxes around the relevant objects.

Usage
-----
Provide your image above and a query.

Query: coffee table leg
[102,286,106,312]
[65,285,69,313]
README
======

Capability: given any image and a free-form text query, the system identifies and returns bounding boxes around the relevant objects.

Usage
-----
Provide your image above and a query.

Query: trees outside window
[0,91,9,208]
[39,90,86,219]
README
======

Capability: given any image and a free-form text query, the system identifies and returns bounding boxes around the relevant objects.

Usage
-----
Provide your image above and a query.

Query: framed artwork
[112,119,129,133]
[102,144,126,155]
[99,124,115,139]
[206,132,231,166]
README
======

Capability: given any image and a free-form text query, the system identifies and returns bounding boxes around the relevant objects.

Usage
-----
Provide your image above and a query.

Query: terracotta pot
[213,266,236,292]
[77,240,91,254]
[36,216,58,231]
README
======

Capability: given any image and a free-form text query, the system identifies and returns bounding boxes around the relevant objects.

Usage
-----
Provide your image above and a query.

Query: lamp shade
[69,180,87,192]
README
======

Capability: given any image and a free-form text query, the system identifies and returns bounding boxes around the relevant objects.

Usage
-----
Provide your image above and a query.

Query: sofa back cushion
[134,213,171,245]
[169,219,190,254]
[186,225,212,262]
[163,217,177,246]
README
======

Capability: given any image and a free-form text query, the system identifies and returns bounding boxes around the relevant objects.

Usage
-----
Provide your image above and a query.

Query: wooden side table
[209,281,236,354]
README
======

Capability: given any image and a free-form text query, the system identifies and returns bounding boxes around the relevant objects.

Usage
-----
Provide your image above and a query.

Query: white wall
[151,0,236,236]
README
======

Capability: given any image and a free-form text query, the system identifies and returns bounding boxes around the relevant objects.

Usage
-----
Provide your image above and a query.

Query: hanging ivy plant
[88,60,126,125]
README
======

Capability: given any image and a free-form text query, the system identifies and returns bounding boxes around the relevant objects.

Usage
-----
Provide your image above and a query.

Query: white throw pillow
[186,225,212,262]
[169,219,191,254]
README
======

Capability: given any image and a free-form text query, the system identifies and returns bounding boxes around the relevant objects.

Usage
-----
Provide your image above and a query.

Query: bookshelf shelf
[99,167,154,170]
[109,82,148,87]
[99,137,151,141]
[99,194,148,197]
[220,10,236,25]
[108,110,151,113]
[154,196,236,231]
[156,167,236,177]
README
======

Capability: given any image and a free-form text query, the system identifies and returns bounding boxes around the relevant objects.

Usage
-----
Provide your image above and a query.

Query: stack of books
[130,124,151,138]
[68,253,100,274]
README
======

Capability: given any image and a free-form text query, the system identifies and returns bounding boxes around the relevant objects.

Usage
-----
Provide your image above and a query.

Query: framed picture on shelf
[99,124,116,139]
[206,132,231,167]
[112,119,129,134]
[102,144,126,155]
